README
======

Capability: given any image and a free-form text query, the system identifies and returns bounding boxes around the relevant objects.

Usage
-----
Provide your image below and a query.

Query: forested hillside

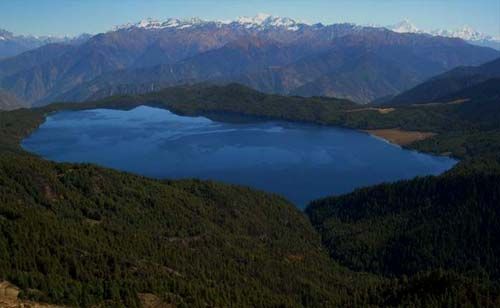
[0,104,376,307]
[0,153,382,307]
[306,160,500,278]
[388,57,500,105]
[1,83,500,306]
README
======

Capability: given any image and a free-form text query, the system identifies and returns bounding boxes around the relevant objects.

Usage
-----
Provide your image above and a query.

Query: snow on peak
[0,29,14,40]
[234,13,303,31]
[388,19,422,34]
[431,25,495,42]
[113,15,499,42]
[114,14,305,32]
[114,17,208,31]
[0,28,87,44]
[387,20,499,42]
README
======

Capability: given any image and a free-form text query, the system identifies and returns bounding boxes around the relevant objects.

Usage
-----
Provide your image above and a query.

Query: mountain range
[387,19,500,50]
[0,28,90,59]
[3,10,500,307]
[0,14,498,108]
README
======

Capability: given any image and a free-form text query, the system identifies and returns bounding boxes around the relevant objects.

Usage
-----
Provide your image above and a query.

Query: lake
[22,106,456,207]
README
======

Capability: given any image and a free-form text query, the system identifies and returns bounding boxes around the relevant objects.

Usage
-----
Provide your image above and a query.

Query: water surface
[22,106,456,207]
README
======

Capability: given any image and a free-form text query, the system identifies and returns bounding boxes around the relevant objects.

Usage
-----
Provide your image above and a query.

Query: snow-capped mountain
[0,29,91,58]
[2,13,498,107]
[387,20,500,49]
[0,29,89,45]
[431,26,495,42]
[115,13,308,32]
[389,19,422,34]
[232,13,304,31]
[115,17,208,30]
[116,14,500,50]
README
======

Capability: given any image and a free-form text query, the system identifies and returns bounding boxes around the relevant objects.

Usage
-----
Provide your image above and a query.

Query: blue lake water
[22,106,456,207]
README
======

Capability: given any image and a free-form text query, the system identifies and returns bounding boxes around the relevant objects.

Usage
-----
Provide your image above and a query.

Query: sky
[1,0,499,37]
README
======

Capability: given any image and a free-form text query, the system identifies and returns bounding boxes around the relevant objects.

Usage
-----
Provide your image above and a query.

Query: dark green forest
[1,84,500,306]
[307,161,500,278]
[0,153,380,307]
[40,83,500,159]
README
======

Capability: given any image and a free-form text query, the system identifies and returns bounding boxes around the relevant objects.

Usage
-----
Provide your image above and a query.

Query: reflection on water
[22,106,457,208]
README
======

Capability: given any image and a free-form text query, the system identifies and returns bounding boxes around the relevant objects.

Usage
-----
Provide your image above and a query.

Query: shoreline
[362,128,436,147]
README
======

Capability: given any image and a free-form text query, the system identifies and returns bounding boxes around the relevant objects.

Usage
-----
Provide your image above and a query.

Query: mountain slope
[279,43,430,102]
[0,152,378,307]
[237,30,499,102]
[387,20,500,50]
[1,15,499,106]
[441,78,500,130]
[0,43,75,79]
[59,29,500,104]
[0,89,27,110]
[3,82,500,304]
[388,57,500,105]
[56,37,328,102]
[0,26,258,105]
[0,29,89,58]
[306,162,500,281]
[2,84,500,305]
[0,101,372,306]
[441,77,500,102]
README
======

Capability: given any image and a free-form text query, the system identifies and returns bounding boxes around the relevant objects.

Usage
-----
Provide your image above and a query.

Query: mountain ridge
[388,57,500,105]
[0,28,90,58]
[51,29,500,104]
[387,19,500,50]
[0,14,499,106]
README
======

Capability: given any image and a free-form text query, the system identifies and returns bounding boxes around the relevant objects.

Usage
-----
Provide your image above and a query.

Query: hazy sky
[1,0,499,37]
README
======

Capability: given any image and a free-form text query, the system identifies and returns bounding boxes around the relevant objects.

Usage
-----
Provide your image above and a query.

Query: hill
[0,85,500,307]
[306,160,500,279]
[388,57,500,105]
[0,152,382,307]
[0,98,382,307]
[439,77,500,103]
[0,89,27,111]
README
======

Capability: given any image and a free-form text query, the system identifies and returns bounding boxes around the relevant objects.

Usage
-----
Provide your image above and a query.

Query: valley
[1,80,500,306]
[1,7,500,308]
